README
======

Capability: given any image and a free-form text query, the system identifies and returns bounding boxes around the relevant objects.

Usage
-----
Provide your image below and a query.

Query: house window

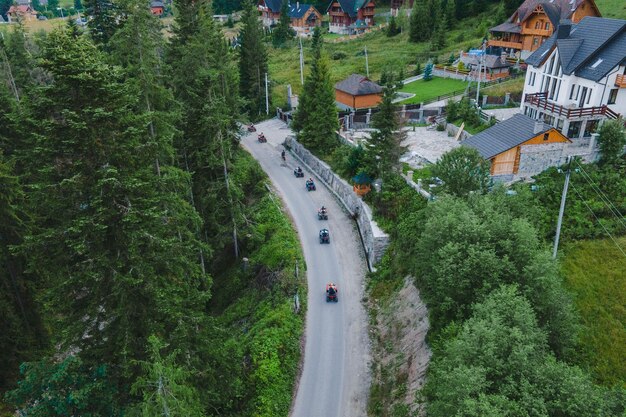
[608,88,618,104]
[568,121,582,138]
[569,84,576,99]
[557,119,564,130]
[535,21,541,29]
[587,88,592,104]
[543,133,550,141]
[584,120,599,137]
[545,22,550,30]
[533,37,539,46]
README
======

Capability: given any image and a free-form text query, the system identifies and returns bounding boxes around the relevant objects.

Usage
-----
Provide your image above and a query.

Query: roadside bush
[332,51,347,60]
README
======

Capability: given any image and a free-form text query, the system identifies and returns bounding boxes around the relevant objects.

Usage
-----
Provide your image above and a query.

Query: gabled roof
[261,0,283,12]
[335,74,383,96]
[326,0,369,18]
[289,3,316,18]
[462,114,565,159]
[491,0,600,33]
[526,17,626,82]
[150,1,164,8]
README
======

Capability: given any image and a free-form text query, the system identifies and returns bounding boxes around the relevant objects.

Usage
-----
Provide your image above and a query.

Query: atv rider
[327,283,337,296]
[320,205,326,213]
[296,167,303,175]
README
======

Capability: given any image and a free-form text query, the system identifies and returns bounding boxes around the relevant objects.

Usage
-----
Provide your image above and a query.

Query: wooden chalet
[327,0,375,34]
[7,4,37,21]
[335,74,383,110]
[150,0,165,16]
[258,0,322,33]
[463,113,571,178]
[489,0,601,58]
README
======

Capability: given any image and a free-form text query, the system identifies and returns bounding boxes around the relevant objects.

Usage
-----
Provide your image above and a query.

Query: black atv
[319,229,330,244]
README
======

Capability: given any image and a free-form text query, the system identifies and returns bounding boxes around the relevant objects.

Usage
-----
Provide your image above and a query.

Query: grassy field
[398,77,468,104]
[561,237,626,387]
[596,0,626,19]
[480,76,526,97]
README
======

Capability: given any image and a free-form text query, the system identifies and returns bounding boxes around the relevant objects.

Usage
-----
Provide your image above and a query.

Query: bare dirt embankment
[368,277,431,417]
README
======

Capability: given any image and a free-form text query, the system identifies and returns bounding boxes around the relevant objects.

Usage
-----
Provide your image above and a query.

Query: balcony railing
[521,28,552,37]
[488,39,523,50]
[524,92,620,120]
[616,74,626,88]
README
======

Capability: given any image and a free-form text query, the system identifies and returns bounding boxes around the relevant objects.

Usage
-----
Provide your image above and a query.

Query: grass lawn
[561,237,626,387]
[398,77,468,104]
[596,0,626,19]
[480,76,526,97]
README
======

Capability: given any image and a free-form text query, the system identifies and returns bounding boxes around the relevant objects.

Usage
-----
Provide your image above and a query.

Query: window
[535,21,541,29]
[533,37,539,46]
[591,58,603,69]
[557,118,564,130]
[569,84,576,100]
[587,88,592,104]
[608,88,618,104]
[584,120,599,137]
[568,121,582,138]
[545,22,550,30]
[543,133,550,141]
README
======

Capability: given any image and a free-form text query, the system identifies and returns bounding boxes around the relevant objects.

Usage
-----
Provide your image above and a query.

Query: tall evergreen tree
[366,85,406,178]
[20,29,209,394]
[272,0,295,47]
[238,0,269,119]
[293,37,338,151]
[409,0,431,42]
[431,5,447,50]
[84,0,122,46]
[445,0,456,27]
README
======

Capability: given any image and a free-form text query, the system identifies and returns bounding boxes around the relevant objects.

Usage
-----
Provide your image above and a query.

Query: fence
[284,136,389,269]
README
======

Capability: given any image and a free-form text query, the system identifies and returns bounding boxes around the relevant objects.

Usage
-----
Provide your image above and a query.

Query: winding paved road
[242,119,370,417]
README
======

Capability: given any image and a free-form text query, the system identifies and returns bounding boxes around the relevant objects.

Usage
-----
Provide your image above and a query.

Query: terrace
[524,92,620,120]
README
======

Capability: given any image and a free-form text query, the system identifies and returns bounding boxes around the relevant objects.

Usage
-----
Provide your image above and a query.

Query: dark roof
[335,74,383,96]
[262,0,283,12]
[462,114,558,159]
[151,0,164,7]
[491,0,599,33]
[289,3,315,18]
[526,17,626,82]
[461,54,512,69]
[490,21,521,34]
[326,0,369,18]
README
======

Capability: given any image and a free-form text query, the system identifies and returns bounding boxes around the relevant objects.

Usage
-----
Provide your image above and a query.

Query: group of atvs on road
[292,164,338,303]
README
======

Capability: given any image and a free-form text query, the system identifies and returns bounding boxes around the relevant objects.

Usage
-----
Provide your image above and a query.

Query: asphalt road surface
[242,119,370,417]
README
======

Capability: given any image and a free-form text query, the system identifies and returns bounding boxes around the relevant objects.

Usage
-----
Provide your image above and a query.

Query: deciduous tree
[598,118,626,164]
[432,146,490,197]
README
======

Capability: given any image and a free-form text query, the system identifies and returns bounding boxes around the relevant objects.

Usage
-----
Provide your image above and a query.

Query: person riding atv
[306,178,316,191]
[257,133,267,143]
[326,283,338,302]
[247,124,256,132]
[319,228,330,244]
[318,206,328,220]
[294,167,304,177]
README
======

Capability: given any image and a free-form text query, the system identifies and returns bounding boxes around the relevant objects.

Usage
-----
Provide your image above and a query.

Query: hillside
[561,237,626,387]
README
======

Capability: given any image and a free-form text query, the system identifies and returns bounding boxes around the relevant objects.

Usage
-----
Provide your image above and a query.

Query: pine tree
[272,0,295,47]
[20,29,209,392]
[84,0,122,46]
[423,61,433,80]
[0,21,33,99]
[409,0,431,42]
[431,8,447,50]
[310,25,322,51]
[387,15,400,37]
[414,61,422,76]
[293,41,338,151]
[366,85,406,178]
[239,0,269,119]
[445,0,456,27]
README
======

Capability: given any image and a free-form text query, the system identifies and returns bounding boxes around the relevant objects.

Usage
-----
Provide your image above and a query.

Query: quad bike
[294,167,304,178]
[319,229,330,244]
[306,179,316,191]
[247,124,256,132]
[257,133,267,143]
[326,283,338,302]
[318,207,328,220]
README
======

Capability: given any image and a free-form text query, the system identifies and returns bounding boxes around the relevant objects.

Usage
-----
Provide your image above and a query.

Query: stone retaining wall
[284,136,389,269]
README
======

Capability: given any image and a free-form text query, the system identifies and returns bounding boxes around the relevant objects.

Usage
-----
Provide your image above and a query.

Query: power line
[570,181,626,259]
[573,159,626,231]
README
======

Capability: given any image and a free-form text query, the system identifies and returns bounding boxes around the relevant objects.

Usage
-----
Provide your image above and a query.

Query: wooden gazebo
[352,172,372,196]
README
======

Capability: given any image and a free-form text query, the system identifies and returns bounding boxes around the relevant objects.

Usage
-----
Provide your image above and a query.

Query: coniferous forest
[0,1,304,416]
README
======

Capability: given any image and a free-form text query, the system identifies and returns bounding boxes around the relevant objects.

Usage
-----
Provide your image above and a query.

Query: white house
[521,17,626,141]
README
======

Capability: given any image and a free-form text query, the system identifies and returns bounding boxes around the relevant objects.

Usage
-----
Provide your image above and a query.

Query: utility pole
[475,39,486,104]
[553,156,572,259]
[299,37,304,85]
[265,72,269,115]
[364,45,369,77]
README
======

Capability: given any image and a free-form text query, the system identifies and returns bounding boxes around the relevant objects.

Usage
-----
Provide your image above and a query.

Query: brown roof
[335,74,383,96]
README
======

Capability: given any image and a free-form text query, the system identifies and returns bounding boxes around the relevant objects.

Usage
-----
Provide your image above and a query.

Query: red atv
[326,283,338,302]
[247,124,256,132]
